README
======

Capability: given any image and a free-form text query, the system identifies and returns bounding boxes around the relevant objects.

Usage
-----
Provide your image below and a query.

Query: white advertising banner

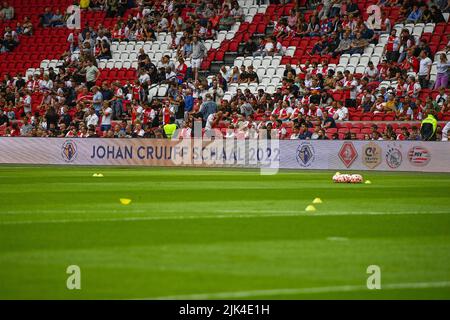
[0,138,449,172]
[280,140,450,172]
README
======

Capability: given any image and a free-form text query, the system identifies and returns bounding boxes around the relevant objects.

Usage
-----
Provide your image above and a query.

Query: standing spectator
[0,2,14,20]
[92,86,103,115]
[418,50,432,89]
[83,60,100,90]
[197,93,217,127]
[111,82,123,120]
[191,36,207,82]
[434,53,450,89]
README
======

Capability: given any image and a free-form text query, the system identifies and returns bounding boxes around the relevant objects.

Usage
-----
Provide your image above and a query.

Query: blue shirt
[407,9,422,22]
[184,95,194,112]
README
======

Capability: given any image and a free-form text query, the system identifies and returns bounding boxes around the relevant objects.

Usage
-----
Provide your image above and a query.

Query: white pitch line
[0,210,448,225]
[140,281,450,300]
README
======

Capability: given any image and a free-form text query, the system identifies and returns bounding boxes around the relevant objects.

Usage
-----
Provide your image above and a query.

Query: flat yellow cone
[335,172,341,176]
[305,205,316,212]
[120,198,132,205]
[365,180,372,184]
[97,173,104,177]
[92,173,98,177]
[312,198,322,204]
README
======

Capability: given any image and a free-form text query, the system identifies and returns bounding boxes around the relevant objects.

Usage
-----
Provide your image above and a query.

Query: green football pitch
[0,166,450,299]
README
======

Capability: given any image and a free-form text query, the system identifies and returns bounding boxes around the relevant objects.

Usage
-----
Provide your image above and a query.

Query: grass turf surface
[0,166,450,299]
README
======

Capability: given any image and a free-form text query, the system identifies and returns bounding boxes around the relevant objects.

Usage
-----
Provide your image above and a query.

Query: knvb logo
[339,142,358,168]
[296,142,315,167]
[61,140,78,162]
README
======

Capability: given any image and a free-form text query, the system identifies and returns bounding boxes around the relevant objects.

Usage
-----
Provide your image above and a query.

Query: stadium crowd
[0,0,449,141]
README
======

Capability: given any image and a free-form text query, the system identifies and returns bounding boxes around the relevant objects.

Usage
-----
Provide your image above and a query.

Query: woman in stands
[434,53,450,90]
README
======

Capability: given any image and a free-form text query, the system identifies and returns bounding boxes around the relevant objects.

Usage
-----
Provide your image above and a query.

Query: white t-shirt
[101,107,112,125]
[345,80,358,99]
[335,107,349,120]
[418,57,432,76]
[86,113,99,127]
[205,113,215,130]
[138,73,150,84]
[23,95,32,113]
[264,42,274,53]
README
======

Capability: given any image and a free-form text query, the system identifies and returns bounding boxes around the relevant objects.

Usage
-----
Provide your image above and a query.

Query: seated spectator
[230,2,244,22]
[97,39,112,59]
[22,17,33,35]
[218,11,235,31]
[405,5,423,23]
[40,7,54,27]
[430,5,445,23]
[246,66,259,84]
[347,32,369,55]
[50,9,65,27]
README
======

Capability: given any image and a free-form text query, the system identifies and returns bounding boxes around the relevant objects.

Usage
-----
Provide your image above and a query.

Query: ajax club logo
[339,142,358,168]
[296,142,315,167]
[385,146,402,169]
[408,146,431,166]
[362,142,381,169]
[61,140,78,162]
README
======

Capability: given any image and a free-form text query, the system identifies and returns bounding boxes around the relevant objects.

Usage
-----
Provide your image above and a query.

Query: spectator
[418,50,432,89]
[191,36,207,82]
[50,9,65,27]
[40,7,54,27]
[434,53,450,89]
[0,2,14,20]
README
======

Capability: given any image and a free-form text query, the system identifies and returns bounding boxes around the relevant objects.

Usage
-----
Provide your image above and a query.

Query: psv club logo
[61,140,78,162]
[339,142,358,168]
[408,146,431,166]
[296,142,315,167]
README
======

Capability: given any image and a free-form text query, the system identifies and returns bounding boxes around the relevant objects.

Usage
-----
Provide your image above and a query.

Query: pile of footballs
[332,172,364,183]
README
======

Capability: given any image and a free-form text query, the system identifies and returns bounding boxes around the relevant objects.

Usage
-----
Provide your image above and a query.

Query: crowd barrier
[0,138,449,173]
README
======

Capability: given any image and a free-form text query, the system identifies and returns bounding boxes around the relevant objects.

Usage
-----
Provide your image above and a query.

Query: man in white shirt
[333,102,349,121]
[418,50,432,89]
[85,108,99,127]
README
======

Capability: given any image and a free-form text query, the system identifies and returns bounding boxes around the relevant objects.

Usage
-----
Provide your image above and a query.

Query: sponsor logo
[339,142,358,168]
[408,146,431,166]
[385,146,402,169]
[296,142,315,167]
[61,140,78,162]
[362,142,382,169]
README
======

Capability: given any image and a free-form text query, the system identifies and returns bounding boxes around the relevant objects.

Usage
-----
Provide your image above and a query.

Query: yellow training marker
[97,173,104,177]
[365,180,372,184]
[305,205,316,212]
[312,198,323,204]
[92,173,98,177]
[120,198,132,205]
